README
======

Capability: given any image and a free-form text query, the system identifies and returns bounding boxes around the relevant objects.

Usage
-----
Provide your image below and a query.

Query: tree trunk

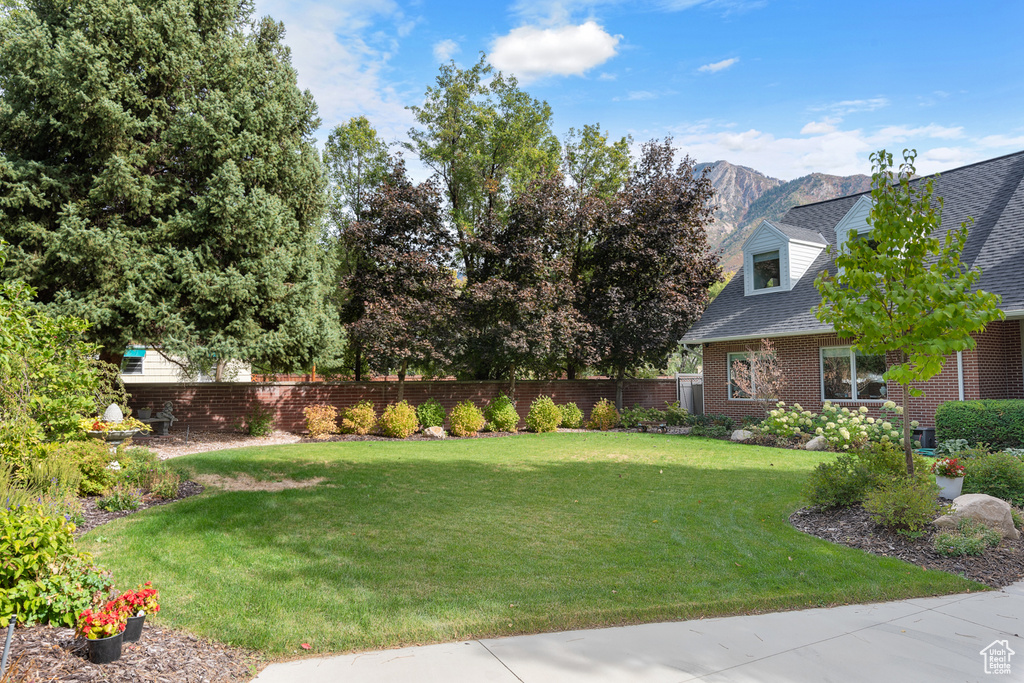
[566,363,577,381]
[508,364,516,399]
[397,359,407,403]
[901,384,914,476]
[615,367,625,412]
[354,344,362,382]
[215,359,226,382]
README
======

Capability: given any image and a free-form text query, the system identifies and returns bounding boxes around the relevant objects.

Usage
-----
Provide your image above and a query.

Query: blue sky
[253,0,1024,180]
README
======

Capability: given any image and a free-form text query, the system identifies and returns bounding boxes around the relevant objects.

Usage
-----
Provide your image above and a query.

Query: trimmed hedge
[935,400,1024,449]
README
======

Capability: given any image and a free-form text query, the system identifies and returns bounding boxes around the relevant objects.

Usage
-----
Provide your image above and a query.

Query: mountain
[695,161,872,272]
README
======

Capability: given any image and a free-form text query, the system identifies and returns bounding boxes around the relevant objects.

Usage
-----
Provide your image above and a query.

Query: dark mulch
[4,623,261,682]
[75,481,204,536]
[791,504,1024,588]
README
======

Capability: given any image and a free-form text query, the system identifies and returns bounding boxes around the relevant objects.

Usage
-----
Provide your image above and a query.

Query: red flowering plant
[114,582,160,617]
[76,600,127,640]
[931,457,966,478]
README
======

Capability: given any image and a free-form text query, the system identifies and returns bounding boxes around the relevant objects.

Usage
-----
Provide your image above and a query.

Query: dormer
[742,220,828,296]
[833,196,874,254]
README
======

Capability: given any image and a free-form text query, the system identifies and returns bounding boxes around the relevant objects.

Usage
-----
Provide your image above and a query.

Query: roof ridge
[790,149,1024,210]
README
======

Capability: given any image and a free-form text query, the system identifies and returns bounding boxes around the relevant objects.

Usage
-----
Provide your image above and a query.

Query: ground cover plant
[80,433,978,656]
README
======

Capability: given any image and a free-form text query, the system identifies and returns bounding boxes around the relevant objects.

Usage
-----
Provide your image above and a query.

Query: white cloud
[876,124,964,141]
[698,57,738,73]
[627,90,657,101]
[816,97,890,115]
[800,118,839,135]
[978,134,1024,148]
[490,21,621,83]
[253,0,415,148]
[598,72,617,81]
[433,39,460,62]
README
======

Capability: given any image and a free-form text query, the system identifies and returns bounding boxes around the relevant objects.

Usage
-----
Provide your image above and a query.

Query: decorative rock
[731,429,753,442]
[102,403,124,423]
[805,435,828,451]
[423,426,447,440]
[933,493,1020,540]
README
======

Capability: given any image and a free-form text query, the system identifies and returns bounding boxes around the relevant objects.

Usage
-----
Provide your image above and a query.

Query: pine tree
[0,0,336,375]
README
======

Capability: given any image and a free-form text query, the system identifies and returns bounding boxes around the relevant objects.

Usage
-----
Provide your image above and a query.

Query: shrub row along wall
[126,379,678,433]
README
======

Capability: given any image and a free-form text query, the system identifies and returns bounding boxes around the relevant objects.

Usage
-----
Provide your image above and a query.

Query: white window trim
[750,250,783,294]
[728,351,755,401]
[819,345,887,402]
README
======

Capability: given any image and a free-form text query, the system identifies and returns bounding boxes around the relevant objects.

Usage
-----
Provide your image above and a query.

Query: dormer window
[752,251,781,289]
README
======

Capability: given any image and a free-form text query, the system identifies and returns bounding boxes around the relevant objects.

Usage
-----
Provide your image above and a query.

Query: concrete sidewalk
[253,582,1023,682]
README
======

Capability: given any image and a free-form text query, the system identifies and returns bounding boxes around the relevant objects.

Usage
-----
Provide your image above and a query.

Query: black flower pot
[123,614,145,643]
[88,631,123,664]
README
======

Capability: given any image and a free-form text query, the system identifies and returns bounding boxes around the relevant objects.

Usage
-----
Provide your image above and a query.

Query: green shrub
[35,439,116,496]
[341,400,377,435]
[933,518,1002,557]
[935,439,970,456]
[935,399,1024,449]
[97,485,142,512]
[380,401,419,439]
[619,404,667,428]
[484,394,519,433]
[587,399,619,431]
[691,424,729,438]
[685,413,736,431]
[239,404,274,436]
[416,398,446,429]
[2,553,112,628]
[962,452,1024,506]
[526,396,561,433]
[449,400,485,437]
[558,403,584,429]
[664,401,688,426]
[854,441,930,483]
[149,468,181,499]
[862,477,945,533]
[1012,507,1024,530]
[304,404,340,439]
[804,454,874,508]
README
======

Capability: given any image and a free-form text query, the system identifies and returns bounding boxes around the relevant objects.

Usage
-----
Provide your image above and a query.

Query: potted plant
[76,601,128,663]
[137,406,153,420]
[114,582,160,642]
[931,457,966,500]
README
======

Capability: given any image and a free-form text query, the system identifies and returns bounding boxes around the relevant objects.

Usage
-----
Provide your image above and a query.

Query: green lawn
[81,433,980,656]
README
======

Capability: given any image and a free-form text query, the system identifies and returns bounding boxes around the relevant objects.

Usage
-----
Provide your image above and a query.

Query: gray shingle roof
[768,221,829,245]
[683,150,1024,343]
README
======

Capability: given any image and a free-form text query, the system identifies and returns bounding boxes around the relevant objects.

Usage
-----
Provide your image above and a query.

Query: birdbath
[86,404,141,450]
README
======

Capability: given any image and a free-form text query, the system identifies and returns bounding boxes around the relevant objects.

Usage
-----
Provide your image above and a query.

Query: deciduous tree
[815,149,1003,474]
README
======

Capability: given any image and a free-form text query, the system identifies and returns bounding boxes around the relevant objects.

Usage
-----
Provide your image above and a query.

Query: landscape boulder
[933,493,1020,540]
[731,429,753,442]
[805,435,828,451]
[423,426,447,440]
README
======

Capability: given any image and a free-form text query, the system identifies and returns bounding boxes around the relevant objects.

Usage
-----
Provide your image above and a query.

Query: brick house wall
[126,379,678,433]
[702,321,1023,427]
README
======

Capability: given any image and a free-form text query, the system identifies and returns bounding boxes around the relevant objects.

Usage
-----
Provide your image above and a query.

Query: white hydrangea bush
[757,400,918,450]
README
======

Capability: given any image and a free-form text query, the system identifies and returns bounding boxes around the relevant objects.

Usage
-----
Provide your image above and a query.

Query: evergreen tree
[0,0,335,376]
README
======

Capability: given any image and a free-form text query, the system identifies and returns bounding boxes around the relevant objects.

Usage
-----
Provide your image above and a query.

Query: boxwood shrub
[935,399,1024,449]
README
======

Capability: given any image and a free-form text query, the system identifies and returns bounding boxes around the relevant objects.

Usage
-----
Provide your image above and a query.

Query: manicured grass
[80,433,980,656]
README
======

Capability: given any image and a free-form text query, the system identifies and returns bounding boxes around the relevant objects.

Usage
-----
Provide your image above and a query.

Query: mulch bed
[4,623,260,682]
[75,481,205,536]
[4,482,263,683]
[791,504,1024,588]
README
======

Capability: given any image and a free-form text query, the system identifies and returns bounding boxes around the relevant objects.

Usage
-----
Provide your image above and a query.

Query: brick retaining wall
[127,379,678,432]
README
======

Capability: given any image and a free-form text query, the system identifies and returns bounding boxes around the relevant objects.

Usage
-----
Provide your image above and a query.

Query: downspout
[957,351,964,401]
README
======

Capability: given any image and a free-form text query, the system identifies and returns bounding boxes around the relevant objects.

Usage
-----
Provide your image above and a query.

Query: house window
[121,348,145,375]
[752,251,780,290]
[728,352,752,399]
[821,347,886,400]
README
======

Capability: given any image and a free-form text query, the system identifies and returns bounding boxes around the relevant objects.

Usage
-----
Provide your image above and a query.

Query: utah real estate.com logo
[980,640,1014,675]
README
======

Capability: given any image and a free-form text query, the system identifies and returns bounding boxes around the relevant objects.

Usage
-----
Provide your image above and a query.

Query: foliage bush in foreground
[862,477,945,534]
[97,485,142,512]
[933,518,1002,557]
[449,400,485,437]
[526,396,561,433]
[962,452,1024,506]
[341,400,378,435]
[484,394,519,432]
[34,439,116,496]
[619,404,667,428]
[380,401,419,439]
[759,401,913,451]
[691,425,729,438]
[416,398,446,429]
[587,399,619,431]
[664,401,688,426]
[304,404,340,439]
[558,403,584,429]
[239,404,274,437]
[935,399,1024,449]
[803,454,874,508]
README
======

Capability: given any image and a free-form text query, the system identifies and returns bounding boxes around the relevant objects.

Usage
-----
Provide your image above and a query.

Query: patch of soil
[791,504,1024,588]
[194,473,325,492]
[5,622,261,682]
[75,481,204,536]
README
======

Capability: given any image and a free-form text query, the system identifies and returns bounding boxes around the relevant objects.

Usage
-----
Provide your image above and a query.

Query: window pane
[729,353,751,399]
[856,352,886,399]
[753,251,780,289]
[822,348,852,399]
[122,357,143,375]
